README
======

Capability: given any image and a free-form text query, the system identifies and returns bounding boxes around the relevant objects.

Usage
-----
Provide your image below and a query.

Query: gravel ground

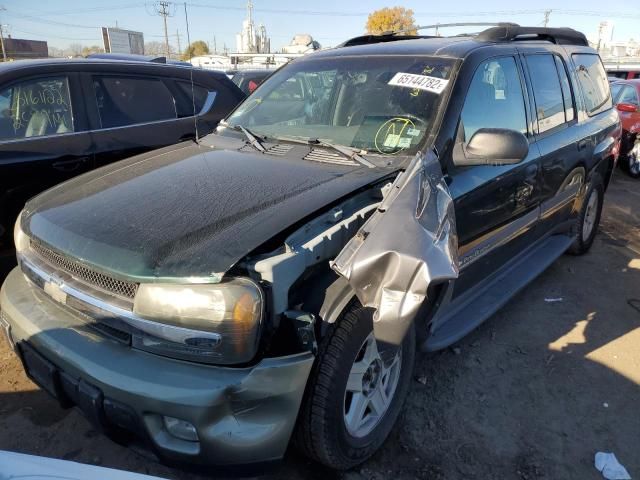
[1,173,639,479]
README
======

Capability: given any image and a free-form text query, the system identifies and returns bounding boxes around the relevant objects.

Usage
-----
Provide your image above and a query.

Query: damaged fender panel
[331,150,459,346]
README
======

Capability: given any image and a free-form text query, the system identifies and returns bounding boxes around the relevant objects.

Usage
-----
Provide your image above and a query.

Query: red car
[611,79,640,177]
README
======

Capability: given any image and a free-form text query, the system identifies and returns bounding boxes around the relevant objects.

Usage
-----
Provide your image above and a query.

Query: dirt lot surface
[1,174,639,479]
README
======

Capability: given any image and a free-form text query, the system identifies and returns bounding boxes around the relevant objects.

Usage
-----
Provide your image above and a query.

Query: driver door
[448,55,542,298]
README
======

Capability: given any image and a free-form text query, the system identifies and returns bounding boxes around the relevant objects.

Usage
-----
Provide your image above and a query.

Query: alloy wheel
[343,332,402,438]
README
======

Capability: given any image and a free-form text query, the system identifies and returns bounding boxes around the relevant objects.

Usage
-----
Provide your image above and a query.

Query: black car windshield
[225,55,455,155]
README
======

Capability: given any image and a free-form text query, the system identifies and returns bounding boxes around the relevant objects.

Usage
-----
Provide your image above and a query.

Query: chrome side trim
[20,257,222,347]
[459,207,540,269]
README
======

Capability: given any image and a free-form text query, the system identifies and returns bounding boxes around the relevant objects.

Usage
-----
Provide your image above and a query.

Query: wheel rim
[582,189,599,240]
[343,332,402,438]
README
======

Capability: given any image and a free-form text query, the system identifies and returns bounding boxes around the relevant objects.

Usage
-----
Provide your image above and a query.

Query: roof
[310,36,481,61]
[0,57,230,78]
[611,78,640,87]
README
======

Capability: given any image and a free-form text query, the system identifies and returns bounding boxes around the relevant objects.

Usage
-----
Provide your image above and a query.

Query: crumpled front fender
[331,150,459,347]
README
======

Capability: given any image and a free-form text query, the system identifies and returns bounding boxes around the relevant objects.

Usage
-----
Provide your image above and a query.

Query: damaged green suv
[1,25,620,471]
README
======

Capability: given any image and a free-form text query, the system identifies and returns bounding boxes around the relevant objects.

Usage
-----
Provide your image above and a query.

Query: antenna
[183,1,199,143]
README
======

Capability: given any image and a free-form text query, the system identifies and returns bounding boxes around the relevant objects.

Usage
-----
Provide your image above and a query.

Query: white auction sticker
[388,72,449,94]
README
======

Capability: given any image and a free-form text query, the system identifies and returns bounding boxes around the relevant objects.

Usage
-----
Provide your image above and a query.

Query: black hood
[23,142,391,280]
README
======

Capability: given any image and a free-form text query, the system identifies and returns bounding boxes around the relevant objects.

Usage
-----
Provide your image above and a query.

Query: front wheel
[295,307,415,469]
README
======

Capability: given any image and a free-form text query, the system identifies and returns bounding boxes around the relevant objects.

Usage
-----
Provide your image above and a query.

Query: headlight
[14,211,29,255]
[132,278,263,364]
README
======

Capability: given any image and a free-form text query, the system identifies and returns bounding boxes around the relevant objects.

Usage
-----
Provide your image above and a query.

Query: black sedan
[0,58,245,251]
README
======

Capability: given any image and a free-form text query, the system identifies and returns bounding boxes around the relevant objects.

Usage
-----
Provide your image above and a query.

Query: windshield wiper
[226,123,266,153]
[273,136,374,168]
[316,140,375,168]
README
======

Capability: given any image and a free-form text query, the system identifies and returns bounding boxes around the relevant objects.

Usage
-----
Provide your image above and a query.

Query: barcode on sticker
[388,73,449,94]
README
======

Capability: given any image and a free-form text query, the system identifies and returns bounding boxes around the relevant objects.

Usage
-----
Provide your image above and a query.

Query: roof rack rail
[337,33,435,48]
[476,25,588,46]
[338,23,588,49]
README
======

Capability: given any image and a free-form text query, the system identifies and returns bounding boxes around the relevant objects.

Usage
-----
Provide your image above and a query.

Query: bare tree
[67,43,83,57]
[48,46,64,58]
[144,41,166,55]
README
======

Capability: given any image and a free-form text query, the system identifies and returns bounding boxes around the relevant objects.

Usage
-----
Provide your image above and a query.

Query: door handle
[577,139,589,151]
[52,157,89,172]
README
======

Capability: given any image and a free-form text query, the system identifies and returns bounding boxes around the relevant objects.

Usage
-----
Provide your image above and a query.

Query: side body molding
[331,150,459,346]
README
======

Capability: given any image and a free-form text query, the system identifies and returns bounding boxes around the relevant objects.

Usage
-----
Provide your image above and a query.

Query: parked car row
[0,25,622,474]
[0,57,245,251]
[610,79,640,177]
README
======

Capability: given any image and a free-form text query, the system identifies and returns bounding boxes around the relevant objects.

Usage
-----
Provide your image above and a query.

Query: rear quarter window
[572,53,612,116]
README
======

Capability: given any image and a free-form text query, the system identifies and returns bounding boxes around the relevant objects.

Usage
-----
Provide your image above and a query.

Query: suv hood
[22,142,391,280]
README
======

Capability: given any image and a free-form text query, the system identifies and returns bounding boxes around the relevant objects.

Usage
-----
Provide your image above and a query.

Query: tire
[294,306,416,470]
[626,142,640,179]
[568,178,604,255]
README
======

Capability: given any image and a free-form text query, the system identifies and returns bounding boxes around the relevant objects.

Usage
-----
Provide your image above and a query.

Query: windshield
[226,55,455,155]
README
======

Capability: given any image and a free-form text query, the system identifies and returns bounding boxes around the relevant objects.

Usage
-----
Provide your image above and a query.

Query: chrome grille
[30,241,138,299]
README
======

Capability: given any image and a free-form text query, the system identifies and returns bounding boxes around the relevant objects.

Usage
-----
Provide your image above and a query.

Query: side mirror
[616,102,639,113]
[455,128,529,167]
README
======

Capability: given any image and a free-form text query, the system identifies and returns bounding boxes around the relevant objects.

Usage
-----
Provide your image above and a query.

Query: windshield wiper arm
[315,140,375,168]
[272,136,374,168]
[234,124,266,153]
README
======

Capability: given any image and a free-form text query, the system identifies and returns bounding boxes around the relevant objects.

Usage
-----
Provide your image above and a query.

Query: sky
[1,0,639,53]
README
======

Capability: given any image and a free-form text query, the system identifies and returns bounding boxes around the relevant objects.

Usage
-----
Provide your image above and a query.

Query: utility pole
[176,29,181,57]
[0,6,6,62]
[213,36,217,54]
[543,9,551,28]
[154,1,171,58]
[597,21,605,52]
[183,2,192,58]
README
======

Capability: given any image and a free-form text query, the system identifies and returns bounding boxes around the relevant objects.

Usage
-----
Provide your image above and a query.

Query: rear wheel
[568,178,604,255]
[295,307,415,469]
[626,142,640,178]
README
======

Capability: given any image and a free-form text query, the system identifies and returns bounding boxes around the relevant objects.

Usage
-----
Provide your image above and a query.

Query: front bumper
[0,267,313,470]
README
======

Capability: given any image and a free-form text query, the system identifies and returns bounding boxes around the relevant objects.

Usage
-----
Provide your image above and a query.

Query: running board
[422,234,574,352]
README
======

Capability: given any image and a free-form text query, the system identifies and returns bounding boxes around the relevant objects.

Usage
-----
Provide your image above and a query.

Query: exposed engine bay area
[245,179,394,326]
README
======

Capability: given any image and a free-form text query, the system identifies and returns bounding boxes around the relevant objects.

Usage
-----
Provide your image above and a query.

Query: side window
[526,55,568,134]
[572,53,612,115]
[618,86,639,106]
[0,77,74,141]
[461,56,527,141]
[610,83,624,102]
[554,56,575,122]
[93,76,177,128]
[175,81,211,117]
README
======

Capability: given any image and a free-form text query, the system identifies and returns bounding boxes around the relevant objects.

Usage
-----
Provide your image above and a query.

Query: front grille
[30,241,138,300]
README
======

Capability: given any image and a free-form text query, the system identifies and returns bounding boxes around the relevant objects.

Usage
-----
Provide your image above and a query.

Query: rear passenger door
[522,52,582,233]
[449,55,542,297]
[84,74,200,168]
